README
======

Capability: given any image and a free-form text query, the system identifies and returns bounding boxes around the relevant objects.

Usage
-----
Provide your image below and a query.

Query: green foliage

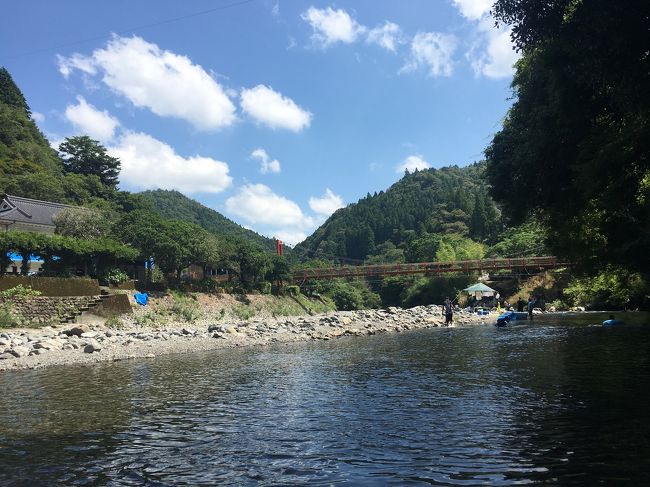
[0,305,18,328]
[562,268,647,310]
[0,284,42,298]
[59,136,121,188]
[259,281,272,294]
[133,310,166,327]
[54,207,112,239]
[405,233,485,263]
[400,276,474,308]
[487,0,650,276]
[0,231,138,278]
[101,268,130,286]
[319,279,381,311]
[284,285,300,296]
[232,304,256,321]
[105,316,124,329]
[486,220,548,257]
[169,294,201,322]
[296,164,502,263]
[140,189,278,252]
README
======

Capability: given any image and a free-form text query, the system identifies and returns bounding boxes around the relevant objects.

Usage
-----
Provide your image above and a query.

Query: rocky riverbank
[0,305,490,371]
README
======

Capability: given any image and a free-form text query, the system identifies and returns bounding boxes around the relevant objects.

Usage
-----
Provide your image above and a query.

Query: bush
[0,285,42,298]
[259,281,272,294]
[0,306,18,328]
[101,268,130,286]
[232,304,256,321]
[169,294,201,322]
[563,268,647,310]
[284,285,300,296]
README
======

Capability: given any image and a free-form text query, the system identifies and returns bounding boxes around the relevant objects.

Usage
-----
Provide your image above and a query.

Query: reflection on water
[1,313,649,485]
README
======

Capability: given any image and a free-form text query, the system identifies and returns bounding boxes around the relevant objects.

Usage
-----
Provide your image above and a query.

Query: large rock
[83,339,102,353]
[10,345,31,358]
[33,339,60,351]
[63,324,90,337]
[0,352,15,360]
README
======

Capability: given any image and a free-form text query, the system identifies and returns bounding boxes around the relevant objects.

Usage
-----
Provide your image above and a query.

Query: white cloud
[275,230,307,247]
[309,188,344,216]
[251,148,281,174]
[396,155,431,173]
[402,32,457,77]
[57,53,97,78]
[240,85,312,132]
[301,6,366,47]
[366,22,403,52]
[31,112,45,123]
[57,35,236,130]
[225,184,313,227]
[469,21,519,79]
[109,131,232,194]
[64,96,120,142]
[451,0,492,21]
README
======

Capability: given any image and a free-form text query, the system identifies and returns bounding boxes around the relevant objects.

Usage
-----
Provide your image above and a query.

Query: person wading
[527,297,535,320]
[443,297,453,326]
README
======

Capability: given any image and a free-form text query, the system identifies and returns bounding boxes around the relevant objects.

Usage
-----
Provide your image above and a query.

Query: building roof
[0,194,74,228]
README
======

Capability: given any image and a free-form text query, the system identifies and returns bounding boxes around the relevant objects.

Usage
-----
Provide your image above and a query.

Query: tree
[54,207,112,240]
[486,0,650,276]
[59,136,121,188]
[0,67,30,114]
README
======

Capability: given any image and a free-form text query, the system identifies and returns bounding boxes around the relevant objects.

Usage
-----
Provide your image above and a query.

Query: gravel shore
[0,305,490,371]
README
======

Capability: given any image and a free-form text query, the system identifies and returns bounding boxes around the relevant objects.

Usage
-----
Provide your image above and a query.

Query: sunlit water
[1,313,649,486]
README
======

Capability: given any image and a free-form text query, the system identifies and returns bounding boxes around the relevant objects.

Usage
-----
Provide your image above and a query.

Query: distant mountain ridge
[139,189,277,252]
[295,163,501,262]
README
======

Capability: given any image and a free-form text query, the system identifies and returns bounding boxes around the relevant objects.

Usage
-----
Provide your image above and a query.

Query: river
[1,313,649,485]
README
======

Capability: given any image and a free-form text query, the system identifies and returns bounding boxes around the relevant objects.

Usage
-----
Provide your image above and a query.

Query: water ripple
[1,316,650,485]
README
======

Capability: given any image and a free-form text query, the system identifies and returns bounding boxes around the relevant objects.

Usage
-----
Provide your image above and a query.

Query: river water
[1,313,649,486]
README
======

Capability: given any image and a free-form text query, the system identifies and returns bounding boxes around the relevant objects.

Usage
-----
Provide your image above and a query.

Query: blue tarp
[7,252,44,262]
[134,292,148,306]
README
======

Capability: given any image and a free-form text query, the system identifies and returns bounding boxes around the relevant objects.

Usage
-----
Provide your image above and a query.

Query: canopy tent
[462,283,497,300]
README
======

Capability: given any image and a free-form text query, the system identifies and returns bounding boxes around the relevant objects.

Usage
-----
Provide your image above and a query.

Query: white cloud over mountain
[109,131,232,194]
[240,85,312,132]
[58,35,236,130]
[396,155,431,173]
[225,184,313,228]
[64,96,120,142]
[309,188,344,216]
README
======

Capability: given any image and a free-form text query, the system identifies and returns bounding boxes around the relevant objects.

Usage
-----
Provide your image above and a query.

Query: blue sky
[1,0,517,245]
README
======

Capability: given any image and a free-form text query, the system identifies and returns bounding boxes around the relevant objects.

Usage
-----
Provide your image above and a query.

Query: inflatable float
[495,311,528,327]
[602,318,624,326]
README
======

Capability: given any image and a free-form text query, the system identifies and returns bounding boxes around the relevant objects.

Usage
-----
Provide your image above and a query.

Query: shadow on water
[1,313,649,485]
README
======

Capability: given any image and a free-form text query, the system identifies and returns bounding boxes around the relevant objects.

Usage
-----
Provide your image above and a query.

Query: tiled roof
[0,194,74,227]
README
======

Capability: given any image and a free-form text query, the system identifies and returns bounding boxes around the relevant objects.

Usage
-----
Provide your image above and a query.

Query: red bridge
[292,256,565,283]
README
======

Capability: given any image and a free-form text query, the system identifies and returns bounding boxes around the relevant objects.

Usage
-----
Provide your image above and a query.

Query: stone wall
[0,294,133,326]
[0,276,100,296]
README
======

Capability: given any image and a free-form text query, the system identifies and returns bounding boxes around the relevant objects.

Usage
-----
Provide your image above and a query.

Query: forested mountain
[295,164,502,262]
[140,190,277,252]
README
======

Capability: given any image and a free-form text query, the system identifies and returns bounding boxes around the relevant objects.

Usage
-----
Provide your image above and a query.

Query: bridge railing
[291,256,561,282]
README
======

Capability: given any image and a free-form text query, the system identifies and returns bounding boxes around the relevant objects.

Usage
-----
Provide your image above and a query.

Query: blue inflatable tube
[602,319,624,326]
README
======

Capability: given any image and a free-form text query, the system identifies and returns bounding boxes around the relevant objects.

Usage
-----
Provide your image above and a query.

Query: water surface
[1,313,649,485]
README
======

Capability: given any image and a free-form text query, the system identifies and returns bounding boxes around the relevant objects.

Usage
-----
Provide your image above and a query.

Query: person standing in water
[443,297,453,326]
[527,297,535,320]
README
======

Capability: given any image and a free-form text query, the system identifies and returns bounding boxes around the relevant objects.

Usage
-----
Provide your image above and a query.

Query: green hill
[139,189,277,252]
[295,163,502,262]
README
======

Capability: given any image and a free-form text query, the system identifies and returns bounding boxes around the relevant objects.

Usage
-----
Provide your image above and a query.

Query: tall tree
[59,136,121,188]
[486,0,650,275]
